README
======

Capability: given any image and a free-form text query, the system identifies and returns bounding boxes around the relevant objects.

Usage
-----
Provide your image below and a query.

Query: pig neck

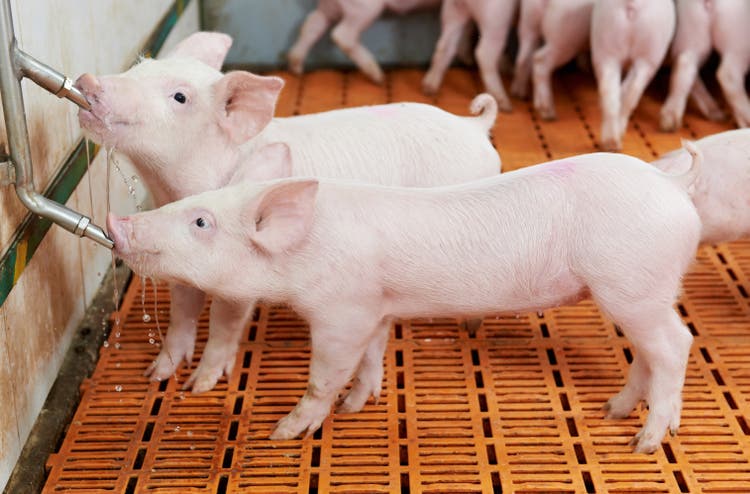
[129,143,242,208]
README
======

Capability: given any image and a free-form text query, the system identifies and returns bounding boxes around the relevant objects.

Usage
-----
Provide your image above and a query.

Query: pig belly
[382,265,587,320]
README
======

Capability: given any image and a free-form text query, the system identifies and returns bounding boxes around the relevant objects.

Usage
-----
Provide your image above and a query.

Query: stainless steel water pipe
[0,0,113,249]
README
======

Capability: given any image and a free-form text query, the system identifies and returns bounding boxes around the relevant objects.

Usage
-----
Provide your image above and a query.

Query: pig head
[75,32,284,205]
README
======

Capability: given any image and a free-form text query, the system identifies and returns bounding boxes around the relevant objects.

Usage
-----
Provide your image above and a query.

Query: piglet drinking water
[76,32,501,394]
[108,142,702,453]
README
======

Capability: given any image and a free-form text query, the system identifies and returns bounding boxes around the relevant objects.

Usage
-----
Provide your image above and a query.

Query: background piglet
[525,0,595,120]
[422,0,518,112]
[108,144,701,453]
[652,129,750,245]
[287,0,440,83]
[660,0,728,131]
[75,32,500,394]
[591,0,675,150]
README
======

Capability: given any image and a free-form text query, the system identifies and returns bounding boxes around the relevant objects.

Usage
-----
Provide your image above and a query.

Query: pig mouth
[78,108,138,142]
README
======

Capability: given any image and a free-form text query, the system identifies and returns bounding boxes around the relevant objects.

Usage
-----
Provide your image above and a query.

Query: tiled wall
[0,0,199,489]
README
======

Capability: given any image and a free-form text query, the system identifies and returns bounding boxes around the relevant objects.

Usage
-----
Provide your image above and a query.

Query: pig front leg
[288,9,336,75]
[660,52,702,131]
[183,298,255,393]
[145,284,205,380]
[270,312,382,440]
[336,325,390,413]
[423,0,471,96]
[716,53,750,127]
[330,4,386,84]
[595,60,623,151]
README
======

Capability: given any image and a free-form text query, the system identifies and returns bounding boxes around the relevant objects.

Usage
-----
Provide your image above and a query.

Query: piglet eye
[174,92,187,104]
[195,217,208,229]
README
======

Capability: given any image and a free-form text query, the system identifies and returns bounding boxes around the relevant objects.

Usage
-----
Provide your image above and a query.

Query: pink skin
[652,129,750,245]
[108,143,702,453]
[531,0,594,120]
[78,32,500,394]
[591,0,676,151]
[660,0,728,132]
[287,0,440,83]
[511,0,547,100]
[422,0,518,112]
[712,0,750,128]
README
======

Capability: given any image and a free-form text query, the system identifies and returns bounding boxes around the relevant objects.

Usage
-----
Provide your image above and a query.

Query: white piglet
[75,32,500,393]
[591,0,676,150]
[108,142,702,453]
[653,129,750,245]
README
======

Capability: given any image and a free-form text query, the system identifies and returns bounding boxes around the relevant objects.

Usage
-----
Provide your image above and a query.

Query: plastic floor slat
[43,69,750,493]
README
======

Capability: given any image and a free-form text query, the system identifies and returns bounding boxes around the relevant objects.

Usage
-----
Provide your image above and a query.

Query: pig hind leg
[716,52,750,127]
[511,13,542,99]
[474,17,513,112]
[145,284,205,380]
[660,52,703,131]
[595,294,692,454]
[183,298,255,393]
[330,5,386,84]
[689,77,726,122]
[595,60,622,151]
[270,311,382,440]
[617,59,659,139]
[532,38,580,120]
[288,9,336,74]
[336,324,390,413]
[423,1,471,96]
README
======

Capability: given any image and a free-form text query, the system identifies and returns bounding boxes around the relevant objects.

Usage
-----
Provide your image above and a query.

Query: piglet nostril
[74,73,101,100]
[106,212,129,254]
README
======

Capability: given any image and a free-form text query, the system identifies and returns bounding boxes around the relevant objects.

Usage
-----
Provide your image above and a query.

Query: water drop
[114,342,121,350]
[115,331,121,338]
[114,385,122,392]
[149,338,155,345]
[142,314,151,322]
[174,426,181,432]
[186,430,193,437]
[115,362,121,368]
[189,444,195,450]
[103,341,110,348]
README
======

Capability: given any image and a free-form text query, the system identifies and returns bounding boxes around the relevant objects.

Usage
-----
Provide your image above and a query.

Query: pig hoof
[366,67,385,85]
[422,76,440,96]
[659,111,681,132]
[510,82,529,101]
[145,348,187,380]
[535,105,557,121]
[270,414,324,441]
[603,392,640,419]
[599,137,621,152]
[496,97,513,113]
[184,367,223,394]
[629,430,659,454]
[706,108,727,122]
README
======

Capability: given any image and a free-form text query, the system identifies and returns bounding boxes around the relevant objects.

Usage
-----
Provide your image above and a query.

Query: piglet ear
[245,179,319,253]
[214,71,285,144]
[229,142,293,184]
[163,31,233,70]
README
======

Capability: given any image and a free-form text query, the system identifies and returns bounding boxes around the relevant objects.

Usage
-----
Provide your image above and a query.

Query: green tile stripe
[0,0,191,308]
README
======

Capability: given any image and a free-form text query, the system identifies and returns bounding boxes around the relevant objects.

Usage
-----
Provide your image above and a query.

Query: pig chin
[78,109,133,148]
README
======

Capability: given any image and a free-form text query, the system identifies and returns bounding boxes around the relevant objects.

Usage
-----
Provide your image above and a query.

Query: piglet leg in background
[511,0,545,100]
[591,0,675,150]
[714,0,750,128]
[660,0,726,131]
[287,0,340,75]
[531,0,594,120]
[423,0,517,111]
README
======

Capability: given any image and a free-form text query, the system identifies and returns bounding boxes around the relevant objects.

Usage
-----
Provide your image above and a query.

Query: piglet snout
[74,73,102,102]
[107,212,130,255]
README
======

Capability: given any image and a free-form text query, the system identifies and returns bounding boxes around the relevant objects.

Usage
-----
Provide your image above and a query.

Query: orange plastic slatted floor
[44,69,750,493]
